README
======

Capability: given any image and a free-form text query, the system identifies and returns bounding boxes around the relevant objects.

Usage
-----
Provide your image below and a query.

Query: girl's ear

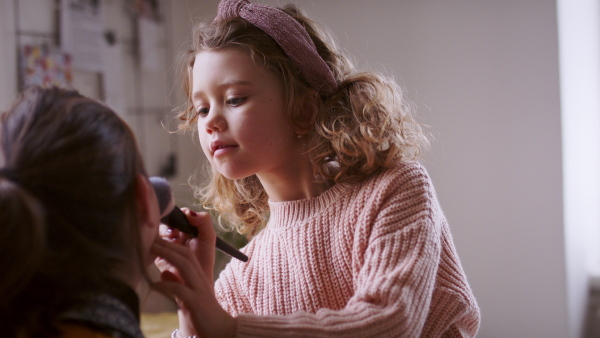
[292,90,319,135]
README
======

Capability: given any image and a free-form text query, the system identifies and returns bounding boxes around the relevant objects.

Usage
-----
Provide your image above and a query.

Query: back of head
[0,86,146,336]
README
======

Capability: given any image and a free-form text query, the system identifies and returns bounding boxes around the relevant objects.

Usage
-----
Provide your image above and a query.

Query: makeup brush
[150,176,248,262]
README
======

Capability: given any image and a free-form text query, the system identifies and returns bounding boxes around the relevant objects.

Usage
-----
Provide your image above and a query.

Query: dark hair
[0,86,147,336]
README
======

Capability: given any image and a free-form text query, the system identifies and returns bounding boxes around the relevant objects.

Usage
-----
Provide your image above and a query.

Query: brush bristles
[149,176,174,214]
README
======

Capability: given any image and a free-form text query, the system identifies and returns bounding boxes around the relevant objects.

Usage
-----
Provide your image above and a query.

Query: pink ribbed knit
[215,161,480,337]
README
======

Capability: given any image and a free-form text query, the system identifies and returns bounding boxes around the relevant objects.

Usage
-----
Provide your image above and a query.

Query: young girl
[0,86,163,337]
[153,0,480,337]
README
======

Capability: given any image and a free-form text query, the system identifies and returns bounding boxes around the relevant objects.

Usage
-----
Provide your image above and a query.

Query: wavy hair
[177,4,429,238]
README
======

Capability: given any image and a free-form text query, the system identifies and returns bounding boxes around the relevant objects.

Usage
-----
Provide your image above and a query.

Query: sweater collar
[267,183,349,228]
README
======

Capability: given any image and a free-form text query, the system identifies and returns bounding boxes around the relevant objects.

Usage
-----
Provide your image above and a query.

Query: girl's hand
[156,209,216,281]
[152,238,236,338]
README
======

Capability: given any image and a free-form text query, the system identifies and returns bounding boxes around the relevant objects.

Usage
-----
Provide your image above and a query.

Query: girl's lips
[212,144,238,157]
[210,140,235,152]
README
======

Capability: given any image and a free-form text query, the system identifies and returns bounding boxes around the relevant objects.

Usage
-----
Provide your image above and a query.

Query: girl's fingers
[159,224,180,241]
[154,256,170,272]
[159,223,194,246]
[152,239,195,266]
[152,279,217,325]
[180,210,217,279]
[181,209,216,245]
[160,270,183,283]
[152,236,234,338]
[155,209,217,281]
[152,239,210,289]
[153,227,198,276]
[153,280,196,309]
[154,236,199,257]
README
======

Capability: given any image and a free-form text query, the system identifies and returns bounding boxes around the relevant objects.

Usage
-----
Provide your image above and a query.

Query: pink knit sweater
[215,161,480,337]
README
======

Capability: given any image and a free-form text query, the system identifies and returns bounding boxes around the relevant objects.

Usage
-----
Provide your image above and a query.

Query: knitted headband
[214,0,337,96]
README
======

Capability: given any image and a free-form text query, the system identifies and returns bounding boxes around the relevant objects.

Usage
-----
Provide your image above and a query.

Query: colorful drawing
[20,45,73,89]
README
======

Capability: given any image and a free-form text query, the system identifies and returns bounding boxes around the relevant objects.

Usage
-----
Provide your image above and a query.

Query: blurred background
[0,1,599,337]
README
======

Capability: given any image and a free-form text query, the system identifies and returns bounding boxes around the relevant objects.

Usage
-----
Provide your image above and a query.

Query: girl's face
[191,48,301,181]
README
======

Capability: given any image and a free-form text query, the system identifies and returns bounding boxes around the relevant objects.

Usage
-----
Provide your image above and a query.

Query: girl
[0,86,162,337]
[153,0,480,337]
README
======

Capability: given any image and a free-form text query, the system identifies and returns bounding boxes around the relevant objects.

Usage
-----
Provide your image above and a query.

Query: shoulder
[351,161,442,237]
[356,161,434,202]
[382,160,431,184]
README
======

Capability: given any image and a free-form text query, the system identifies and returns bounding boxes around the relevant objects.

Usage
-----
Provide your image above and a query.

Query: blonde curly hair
[177,4,429,238]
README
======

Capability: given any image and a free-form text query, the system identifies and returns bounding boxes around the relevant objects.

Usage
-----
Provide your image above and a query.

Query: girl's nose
[203,106,226,134]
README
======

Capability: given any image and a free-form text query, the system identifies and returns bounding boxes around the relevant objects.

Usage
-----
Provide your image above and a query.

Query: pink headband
[215,0,337,95]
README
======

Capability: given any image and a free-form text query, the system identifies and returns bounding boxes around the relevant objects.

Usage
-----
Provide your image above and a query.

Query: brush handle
[216,237,249,262]
[161,206,248,262]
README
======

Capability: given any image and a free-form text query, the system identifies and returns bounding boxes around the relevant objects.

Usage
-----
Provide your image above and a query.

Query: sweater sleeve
[232,169,444,337]
[215,251,254,316]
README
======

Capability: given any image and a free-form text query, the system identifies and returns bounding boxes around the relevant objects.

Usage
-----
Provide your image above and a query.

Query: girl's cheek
[199,140,210,157]
[198,130,210,156]
[198,136,213,160]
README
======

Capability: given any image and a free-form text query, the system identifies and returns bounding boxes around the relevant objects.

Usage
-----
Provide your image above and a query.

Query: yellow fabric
[54,323,113,338]
[140,312,179,338]
[54,313,178,338]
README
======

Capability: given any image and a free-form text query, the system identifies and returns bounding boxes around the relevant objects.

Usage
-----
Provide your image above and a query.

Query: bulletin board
[13,0,179,179]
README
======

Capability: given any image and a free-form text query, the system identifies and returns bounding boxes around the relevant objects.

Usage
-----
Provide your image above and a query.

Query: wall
[557,0,600,337]
[0,0,17,108]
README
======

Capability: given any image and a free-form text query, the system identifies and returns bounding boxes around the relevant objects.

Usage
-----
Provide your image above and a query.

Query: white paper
[60,0,104,72]
[102,43,127,118]
[138,17,163,72]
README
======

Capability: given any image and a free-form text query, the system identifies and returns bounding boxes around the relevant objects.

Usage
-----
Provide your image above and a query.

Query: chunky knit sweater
[215,161,480,337]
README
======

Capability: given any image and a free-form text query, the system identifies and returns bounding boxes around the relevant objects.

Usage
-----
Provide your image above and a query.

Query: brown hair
[177,4,429,238]
[0,86,148,336]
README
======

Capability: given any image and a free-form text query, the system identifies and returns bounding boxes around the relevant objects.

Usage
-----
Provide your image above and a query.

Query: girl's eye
[227,97,246,106]
[196,107,209,117]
